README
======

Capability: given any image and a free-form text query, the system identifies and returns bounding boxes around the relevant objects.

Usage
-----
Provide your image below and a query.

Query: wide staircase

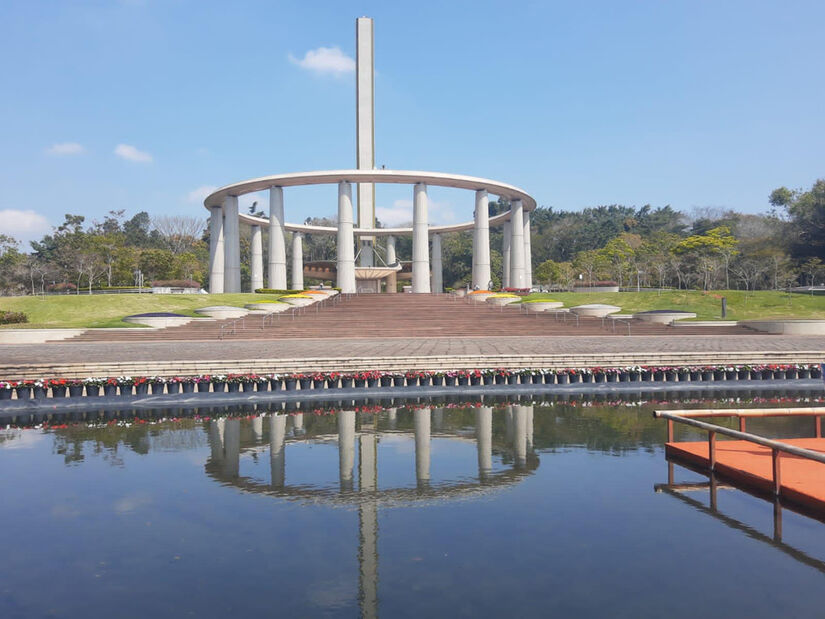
[67,294,756,342]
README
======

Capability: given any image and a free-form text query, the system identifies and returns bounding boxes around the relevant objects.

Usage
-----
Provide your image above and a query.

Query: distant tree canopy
[2,178,823,295]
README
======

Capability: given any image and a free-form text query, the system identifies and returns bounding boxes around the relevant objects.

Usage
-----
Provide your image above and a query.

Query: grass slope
[519,290,825,321]
[0,293,284,329]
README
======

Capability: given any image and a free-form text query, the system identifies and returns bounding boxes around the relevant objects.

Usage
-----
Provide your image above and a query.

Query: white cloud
[288,46,355,76]
[186,185,218,204]
[0,209,51,241]
[376,198,457,227]
[46,142,85,156]
[114,143,153,163]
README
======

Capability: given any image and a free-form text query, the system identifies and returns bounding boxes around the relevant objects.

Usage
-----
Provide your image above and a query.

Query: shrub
[254,288,305,294]
[0,311,28,325]
[48,282,76,292]
[151,279,201,288]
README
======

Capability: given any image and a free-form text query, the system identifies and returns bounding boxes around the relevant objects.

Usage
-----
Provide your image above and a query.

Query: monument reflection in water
[205,405,538,619]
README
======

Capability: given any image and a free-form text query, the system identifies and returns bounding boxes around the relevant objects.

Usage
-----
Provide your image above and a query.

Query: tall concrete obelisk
[356,17,375,267]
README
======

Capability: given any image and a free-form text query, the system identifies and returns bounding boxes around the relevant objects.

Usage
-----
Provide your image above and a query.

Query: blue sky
[1,0,823,244]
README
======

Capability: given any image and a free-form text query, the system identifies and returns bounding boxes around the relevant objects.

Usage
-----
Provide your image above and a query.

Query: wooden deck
[666,438,825,513]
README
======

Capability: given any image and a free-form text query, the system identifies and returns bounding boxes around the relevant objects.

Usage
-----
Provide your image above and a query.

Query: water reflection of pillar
[387,408,397,430]
[414,408,431,487]
[251,416,263,442]
[338,410,356,491]
[514,406,528,468]
[358,430,378,619]
[209,419,223,463]
[292,413,304,436]
[505,406,514,444]
[432,408,443,432]
[525,405,534,450]
[476,407,493,480]
[269,414,286,489]
[223,418,241,478]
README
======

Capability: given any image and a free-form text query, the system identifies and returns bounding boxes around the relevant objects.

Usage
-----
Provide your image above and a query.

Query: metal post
[772,448,782,496]
[667,419,674,443]
[708,431,716,471]
[816,416,821,438]
[739,417,746,432]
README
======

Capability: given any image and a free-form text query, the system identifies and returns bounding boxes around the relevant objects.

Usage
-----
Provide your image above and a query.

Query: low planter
[14,386,31,399]
[135,383,149,396]
[33,386,47,399]
[432,375,445,387]
[445,376,456,386]
[227,383,241,393]
[299,378,311,390]
[0,389,11,400]
[241,381,256,392]
[380,376,393,387]
[367,378,379,388]
[86,385,100,397]
[483,375,495,386]
[181,383,195,394]
[354,379,366,388]
[677,370,690,382]
[269,379,282,391]
[393,376,406,387]
[470,375,482,386]
[51,386,67,398]
[313,378,326,390]
[196,382,211,393]
[557,373,570,385]
[105,384,119,397]
[285,379,297,391]
[458,376,469,386]
[69,385,84,398]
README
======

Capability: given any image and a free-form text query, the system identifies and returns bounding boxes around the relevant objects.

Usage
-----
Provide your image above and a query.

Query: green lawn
[518,290,825,321]
[0,293,285,329]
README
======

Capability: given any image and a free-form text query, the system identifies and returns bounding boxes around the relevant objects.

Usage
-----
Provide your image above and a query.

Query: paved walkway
[2,334,825,364]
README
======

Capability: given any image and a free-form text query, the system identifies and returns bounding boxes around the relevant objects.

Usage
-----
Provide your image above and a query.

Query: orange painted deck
[666,438,825,513]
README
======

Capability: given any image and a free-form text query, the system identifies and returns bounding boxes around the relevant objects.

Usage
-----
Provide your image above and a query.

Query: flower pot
[689,371,701,382]
[618,372,629,382]
[799,368,811,379]
[51,386,67,398]
[606,373,618,383]
[313,379,326,390]
[630,371,641,382]
[0,389,11,400]
[458,376,469,386]
[226,383,239,393]
[150,383,165,394]
[812,366,822,379]
[120,386,133,397]
[354,379,365,388]
[713,370,725,381]
[701,371,713,382]
[14,386,31,399]
[594,373,605,383]
[300,378,312,390]
[196,382,211,393]
[506,375,518,385]
[581,374,592,384]
[725,370,737,380]
[786,369,798,380]
[341,378,354,389]
[774,370,786,380]
[269,379,282,392]
[642,370,653,381]
[751,371,762,381]
[69,385,84,398]
[393,376,406,387]
[367,378,379,388]
[520,374,533,385]
[666,371,678,382]
[105,384,118,397]
[135,383,149,396]
[470,376,482,386]
[381,377,393,387]
[738,369,750,380]
[33,386,47,399]
[653,371,664,382]
[241,381,256,392]
[495,375,506,385]
[761,369,773,380]
[432,376,445,387]
[483,375,495,386]
[445,376,456,386]
[86,385,100,397]
[182,383,195,393]
[557,373,569,385]
[166,383,181,394]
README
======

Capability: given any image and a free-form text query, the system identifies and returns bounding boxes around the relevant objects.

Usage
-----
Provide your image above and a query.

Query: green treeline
[1,179,823,295]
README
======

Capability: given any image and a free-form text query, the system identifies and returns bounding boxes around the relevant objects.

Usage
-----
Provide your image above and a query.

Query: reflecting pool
[2,395,825,618]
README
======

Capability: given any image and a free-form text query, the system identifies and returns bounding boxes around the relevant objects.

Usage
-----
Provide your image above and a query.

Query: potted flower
[557,369,570,385]
[67,378,85,398]
[677,366,690,382]
[340,373,354,389]
[506,371,519,386]
[117,376,135,396]
[0,381,11,400]
[593,367,606,383]
[445,371,457,387]
[104,377,119,397]
[750,365,763,380]
[629,366,642,382]
[366,371,380,389]
[268,373,282,391]
[431,371,445,387]
[354,372,367,389]
[380,372,394,387]
[404,371,420,387]
[83,377,103,397]
[196,375,213,393]
[482,369,496,386]
[147,376,166,395]
[134,376,150,396]
[773,365,786,380]
[737,365,750,380]
[580,368,593,384]
[457,370,470,387]
[713,366,725,381]
[495,369,509,385]
[689,367,701,382]
[211,374,228,392]
[32,379,47,399]
[812,364,823,379]
[48,378,68,398]
[469,369,483,386]
[725,366,737,381]
[641,367,653,381]
[798,364,811,379]
[785,365,798,380]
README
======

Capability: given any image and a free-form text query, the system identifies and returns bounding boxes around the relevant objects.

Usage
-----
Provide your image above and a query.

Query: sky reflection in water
[1,397,825,618]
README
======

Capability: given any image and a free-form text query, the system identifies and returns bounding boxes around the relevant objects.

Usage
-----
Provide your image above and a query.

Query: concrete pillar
[208,419,223,462]
[268,186,287,289]
[472,190,490,290]
[509,199,525,289]
[414,407,431,486]
[526,405,534,450]
[250,224,263,292]
[386,235,397,264]
[337,181,357,293]
[431,233,443,293]
[523,211,533,289]
[338,410,356,491]
[291,232,304,290]
[356,16,376,271]
[514,405,528,468]
[502,221,511,288]
[476,406,493,479]
[412,183,431,293]
[208,206,225,293]
[270,414,286,488]
[223,196,240,293]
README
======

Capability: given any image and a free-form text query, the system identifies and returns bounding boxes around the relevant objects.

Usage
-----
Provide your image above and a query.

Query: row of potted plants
[0,364,821,400]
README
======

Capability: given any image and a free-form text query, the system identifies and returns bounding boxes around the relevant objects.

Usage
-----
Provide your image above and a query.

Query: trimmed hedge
[151,279,201,288]
[254,289,305,295]
[0,311,28,325]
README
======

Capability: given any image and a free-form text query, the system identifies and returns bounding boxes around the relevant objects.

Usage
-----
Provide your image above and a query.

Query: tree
[771,180,825,260]
[152,216,205,255]
[673,226,738,290]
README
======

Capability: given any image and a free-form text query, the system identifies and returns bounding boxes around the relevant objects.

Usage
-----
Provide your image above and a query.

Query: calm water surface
[2,397,825,618]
